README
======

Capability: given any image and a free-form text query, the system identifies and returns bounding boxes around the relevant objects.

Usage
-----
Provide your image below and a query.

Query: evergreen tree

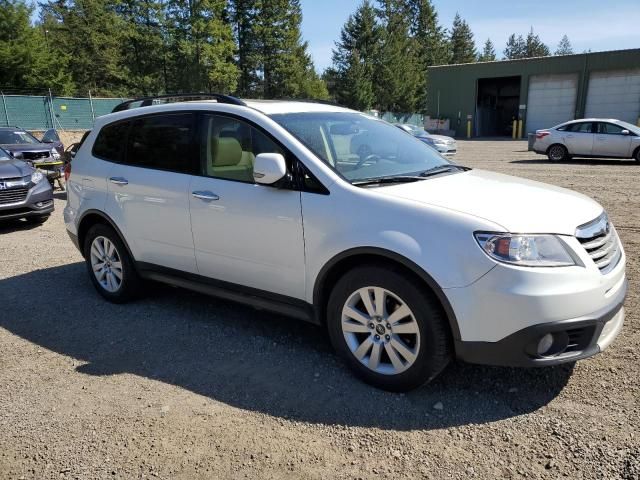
[525,28,550,57]
[164,0,238,93]
[555,35,574,55]
[504,33,526,59]
[477,38,496,62]
[230,0,262,96]
[375,0,422,113]
[329,0,380,110]
[116,0,167,95]
[0,0,74,94]
[449,12,476,64]
[403,0,449,111]
[41,0,127,96]
[256,0,327,99]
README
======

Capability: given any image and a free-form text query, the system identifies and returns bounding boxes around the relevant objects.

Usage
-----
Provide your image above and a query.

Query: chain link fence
[0,93,125,130]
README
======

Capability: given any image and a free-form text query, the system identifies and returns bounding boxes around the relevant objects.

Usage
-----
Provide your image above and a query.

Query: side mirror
[253,153,287,185]
[621,129,630,135]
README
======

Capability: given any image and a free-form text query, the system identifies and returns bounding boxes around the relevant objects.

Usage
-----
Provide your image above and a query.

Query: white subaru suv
[64,94,627,391]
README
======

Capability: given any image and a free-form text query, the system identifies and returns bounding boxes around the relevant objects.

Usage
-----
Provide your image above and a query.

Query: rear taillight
[536,131,550,139]
[64,162,71,181]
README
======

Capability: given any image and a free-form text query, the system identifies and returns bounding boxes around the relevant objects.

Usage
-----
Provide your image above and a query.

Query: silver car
[533,118,640,162]
[395,124,457,156]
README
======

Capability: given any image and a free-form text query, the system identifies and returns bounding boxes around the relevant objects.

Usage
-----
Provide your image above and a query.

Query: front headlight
[432,139,447,145]
[474,232,576,267]
[31,171,44,184]
[52,150,61,159]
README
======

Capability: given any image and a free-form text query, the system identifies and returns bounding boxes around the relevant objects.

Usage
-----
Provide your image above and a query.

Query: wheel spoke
[390,338,416,364]
[384,342,405,371]
[373,287,386,317]
[392,321,418,335]
[97,267,107,281]
[343,305,370,325]
[358,288,376,317]
[111,261,122,270]
[91,245,102,260]
[111,267,123,280]
[95,239,105,257]
[106,240,115,259]
[92,261,105,272]
[342,321,370,333]
[369,342,382,370]
[353,336,373,360]
[387,304,411,325]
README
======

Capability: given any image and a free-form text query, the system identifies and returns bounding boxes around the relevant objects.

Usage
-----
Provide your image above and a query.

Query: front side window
[92,121,130,162]
[597,123,625,135]
[0,129,40,145]
[199,115,284,183]
[270,112,452,183]
[125,113,195,173]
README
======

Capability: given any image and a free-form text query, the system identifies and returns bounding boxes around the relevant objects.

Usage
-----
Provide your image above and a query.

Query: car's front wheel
[327,266,451,391]
[83,223,141,303]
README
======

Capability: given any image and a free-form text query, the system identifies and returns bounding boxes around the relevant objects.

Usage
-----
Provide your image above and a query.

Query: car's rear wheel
[547,144,568,162]
[327,266,451,392]
[84,223,141,303]
[634,148,640,163]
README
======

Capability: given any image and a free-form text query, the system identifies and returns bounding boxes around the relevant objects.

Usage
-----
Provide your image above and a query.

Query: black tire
[83,223,142,303]
[327,265,451,392]
[547,144,568,162]
[26,215,49,224]
[634,148,640,163]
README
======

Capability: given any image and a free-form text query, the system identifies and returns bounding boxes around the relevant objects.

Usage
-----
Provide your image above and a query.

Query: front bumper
[0,181,54,220]
[435,143,457,155]
[455,280,626,367]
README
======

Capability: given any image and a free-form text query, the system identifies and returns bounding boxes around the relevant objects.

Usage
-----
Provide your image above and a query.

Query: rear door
[103,112,198,273]
[563,122,595,156]
[593,122,633,157]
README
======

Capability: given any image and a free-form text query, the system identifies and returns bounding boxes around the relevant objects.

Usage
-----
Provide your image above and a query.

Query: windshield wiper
[352,175,425,187]
[419,164,471,178]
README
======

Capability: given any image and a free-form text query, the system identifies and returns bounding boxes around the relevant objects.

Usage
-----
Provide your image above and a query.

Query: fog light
[537,333,554,356]
[36,202,43,207]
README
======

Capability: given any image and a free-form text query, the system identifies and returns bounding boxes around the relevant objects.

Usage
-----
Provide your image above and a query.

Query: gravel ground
[0,140,638,480]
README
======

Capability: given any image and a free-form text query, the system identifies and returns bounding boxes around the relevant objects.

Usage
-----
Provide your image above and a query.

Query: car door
[563,122,594,155]
[103,112,198,273]
[593,122,633,157]
[189,114,306,299]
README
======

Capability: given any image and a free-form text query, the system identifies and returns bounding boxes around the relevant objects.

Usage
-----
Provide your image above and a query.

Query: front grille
[576,213,621,274]
[0,187,29,205]
[21,151,50,160]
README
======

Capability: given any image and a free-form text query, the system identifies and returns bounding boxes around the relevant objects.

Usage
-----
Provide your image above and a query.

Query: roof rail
[112,93,246,113]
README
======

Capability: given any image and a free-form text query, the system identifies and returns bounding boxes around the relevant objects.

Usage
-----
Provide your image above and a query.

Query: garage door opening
[476,76,521,137]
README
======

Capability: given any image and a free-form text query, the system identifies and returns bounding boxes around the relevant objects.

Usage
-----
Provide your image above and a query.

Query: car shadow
[511,158,639,166]
[0,263,574,431]
[0,218,44,234]
[53,191,67,200]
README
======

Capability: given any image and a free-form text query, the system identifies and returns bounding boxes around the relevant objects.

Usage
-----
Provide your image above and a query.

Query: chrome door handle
[192,191,219,201]
[109,177,128,186]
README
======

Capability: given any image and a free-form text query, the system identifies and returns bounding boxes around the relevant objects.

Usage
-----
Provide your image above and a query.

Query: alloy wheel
[90,236,123,293]
[341,287,420,375]
[549,145,565,161]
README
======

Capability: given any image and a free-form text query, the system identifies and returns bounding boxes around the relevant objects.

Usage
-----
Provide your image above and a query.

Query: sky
[301,0,640,72]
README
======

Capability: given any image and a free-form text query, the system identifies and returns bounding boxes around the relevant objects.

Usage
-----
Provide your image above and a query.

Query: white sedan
[533,118,640,162]
[395,124,457,156]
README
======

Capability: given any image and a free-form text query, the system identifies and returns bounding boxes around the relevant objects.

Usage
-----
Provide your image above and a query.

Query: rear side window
[566,122,593,133]
[92,121,130,162]
[125,113,195,173]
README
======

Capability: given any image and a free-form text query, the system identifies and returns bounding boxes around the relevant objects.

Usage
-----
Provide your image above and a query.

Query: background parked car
[0,146,54,223]
[395,124,457,156]
[534,118,640,162]
[0,127,66,190]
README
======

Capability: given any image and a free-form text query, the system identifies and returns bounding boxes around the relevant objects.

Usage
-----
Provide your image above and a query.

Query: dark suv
[0,146,54,223]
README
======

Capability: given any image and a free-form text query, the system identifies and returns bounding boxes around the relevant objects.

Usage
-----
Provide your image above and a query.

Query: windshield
[270,112,451,183]
[0,130,40,145]
[0,148,10,160]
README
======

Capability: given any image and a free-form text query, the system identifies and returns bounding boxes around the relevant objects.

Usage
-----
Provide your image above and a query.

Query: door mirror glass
[253,153,287,185]
[41,129,60,143]
[621,129,630,135]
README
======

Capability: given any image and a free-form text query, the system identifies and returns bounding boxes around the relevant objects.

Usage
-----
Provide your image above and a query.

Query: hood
[0,158,34,178]
[428,134,455,143]
[1,143,53,153]
[377,169,603,235]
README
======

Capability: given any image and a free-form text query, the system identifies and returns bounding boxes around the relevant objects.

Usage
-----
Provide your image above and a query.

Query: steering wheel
[356,154,381,169]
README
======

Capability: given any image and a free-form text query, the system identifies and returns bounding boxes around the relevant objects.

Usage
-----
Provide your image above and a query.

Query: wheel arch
[313,247,461,340]
[77,209,136,262]
[546,142,567,154]
[632,144,640,160]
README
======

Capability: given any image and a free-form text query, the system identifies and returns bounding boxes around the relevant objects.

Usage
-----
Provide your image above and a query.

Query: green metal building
[426,48,640,138]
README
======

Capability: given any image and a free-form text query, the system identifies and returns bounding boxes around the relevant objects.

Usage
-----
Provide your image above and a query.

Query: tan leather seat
[208,136,255,182]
